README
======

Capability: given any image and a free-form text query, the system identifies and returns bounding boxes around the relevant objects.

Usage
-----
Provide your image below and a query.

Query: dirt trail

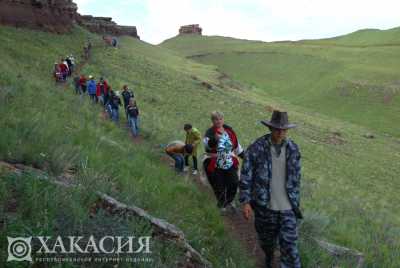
[158,156,273,267]
[194,172,278,268]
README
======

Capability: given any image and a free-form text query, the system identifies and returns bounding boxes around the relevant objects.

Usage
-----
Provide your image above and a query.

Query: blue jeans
[111,108,119,122]
[129,116,139,136]
[168,153,184,172]
[106,104,112,118]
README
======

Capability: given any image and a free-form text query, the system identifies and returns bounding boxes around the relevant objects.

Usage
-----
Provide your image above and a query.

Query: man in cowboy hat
[239,110,302,268]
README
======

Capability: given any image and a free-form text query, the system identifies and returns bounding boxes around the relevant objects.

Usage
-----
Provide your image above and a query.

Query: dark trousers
[124,104,128,119]
[75,85,82,95]
[204,159,238,208]
[184,155,198,170]
[103,94,109,107]
[89,94,97,103]
[253,207,301,268]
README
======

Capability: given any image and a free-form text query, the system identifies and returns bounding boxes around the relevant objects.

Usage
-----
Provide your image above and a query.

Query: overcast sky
[74,0,400,44]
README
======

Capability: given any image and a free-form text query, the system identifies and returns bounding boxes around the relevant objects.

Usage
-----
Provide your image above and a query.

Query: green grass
[302,27,400,46]
[0,26,253,267]
[161,30,400,137]
[0,169,183,268]
[1,24,400,267]
[159,31,400,266]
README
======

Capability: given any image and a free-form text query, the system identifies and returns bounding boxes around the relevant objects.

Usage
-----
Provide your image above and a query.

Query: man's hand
[242,203,253,221]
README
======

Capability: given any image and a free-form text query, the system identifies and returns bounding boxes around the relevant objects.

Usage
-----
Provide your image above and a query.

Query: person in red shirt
[96,77,109,105]
[79,75,87,93]
[58,61,68,81]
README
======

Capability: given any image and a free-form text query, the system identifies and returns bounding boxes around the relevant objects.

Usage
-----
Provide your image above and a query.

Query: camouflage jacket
[239,134,302,212]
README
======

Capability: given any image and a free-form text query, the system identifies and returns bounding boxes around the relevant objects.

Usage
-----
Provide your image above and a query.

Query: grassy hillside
[303,27,400,46]
[0,26,253,267]
[1,24,400,267]
[161,29,400,137]
[160,31,400,265]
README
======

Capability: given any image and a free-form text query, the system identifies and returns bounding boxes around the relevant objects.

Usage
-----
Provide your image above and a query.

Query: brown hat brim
[261,120,297,129]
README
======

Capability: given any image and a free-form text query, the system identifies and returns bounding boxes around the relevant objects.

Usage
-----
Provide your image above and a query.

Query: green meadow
[161,29,400,265]
[0,24,399,267]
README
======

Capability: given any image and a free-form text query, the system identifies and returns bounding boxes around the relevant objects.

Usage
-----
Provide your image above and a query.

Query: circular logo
[7,237,32,262]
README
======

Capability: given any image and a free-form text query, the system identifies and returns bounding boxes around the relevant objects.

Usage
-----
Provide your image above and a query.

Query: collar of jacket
[264,133,297,158]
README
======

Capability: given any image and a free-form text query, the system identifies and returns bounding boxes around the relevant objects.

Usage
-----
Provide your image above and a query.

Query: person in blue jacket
[87,75,97,103]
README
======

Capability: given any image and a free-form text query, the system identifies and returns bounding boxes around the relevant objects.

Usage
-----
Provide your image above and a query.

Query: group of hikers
[72,75,140,136]
[52,39,302,267]
[51,45,140,137]
[53,55,76,82]
[165,110,302,268]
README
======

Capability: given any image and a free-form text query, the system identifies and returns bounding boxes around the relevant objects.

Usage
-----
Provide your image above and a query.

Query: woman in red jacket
[203,111,244,213]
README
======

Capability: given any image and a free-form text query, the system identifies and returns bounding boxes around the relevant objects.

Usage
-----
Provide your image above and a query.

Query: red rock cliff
[0,0,140,38]
[0,0,77,33]
[77,15,140,39]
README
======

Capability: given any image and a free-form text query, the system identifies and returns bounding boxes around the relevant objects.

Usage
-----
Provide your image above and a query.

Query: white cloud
[72,0,400,44]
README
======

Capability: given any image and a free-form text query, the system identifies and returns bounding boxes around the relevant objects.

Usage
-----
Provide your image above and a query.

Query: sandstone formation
[0,0,77,33]
[77,15,140,39]
[179,24,202,35]
[0,0,140,38]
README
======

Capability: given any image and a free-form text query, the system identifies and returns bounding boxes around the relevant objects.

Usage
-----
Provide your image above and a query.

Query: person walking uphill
[87,75,97,103]
[79,75,87,94]
[203,111,244,212]
[165,141,193,173]
[184,124,201,175]
[121,85,134,119]
[126,98,140,136]
[73,75,81,95]
[109,90,122,123]
[239,110,302,268]
[96,77,109,105]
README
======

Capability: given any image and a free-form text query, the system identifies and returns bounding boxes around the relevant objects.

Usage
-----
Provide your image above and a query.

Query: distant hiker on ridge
[184,124,201,175]
[165,141,193,173]
[240,110,302,268]
[112,37,118,47]
[203,111,244,213]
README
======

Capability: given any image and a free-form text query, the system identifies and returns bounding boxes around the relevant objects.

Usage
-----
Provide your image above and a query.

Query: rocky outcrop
[77,15,140,39]
[179,24,202,35]
[0,0,78,33]
[0,1,140,38]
